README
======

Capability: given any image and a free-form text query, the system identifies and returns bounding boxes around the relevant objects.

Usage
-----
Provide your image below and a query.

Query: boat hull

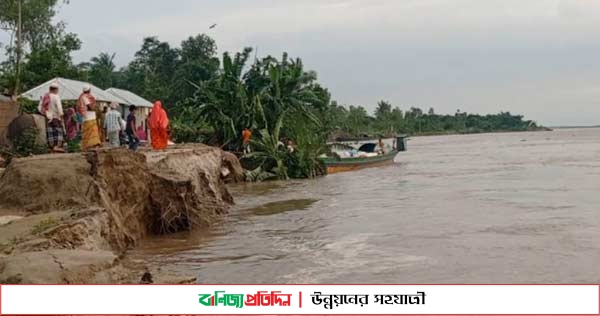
[320,151,399,174]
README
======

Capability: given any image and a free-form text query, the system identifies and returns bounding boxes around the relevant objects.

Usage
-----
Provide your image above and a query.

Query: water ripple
[130,128,600,283]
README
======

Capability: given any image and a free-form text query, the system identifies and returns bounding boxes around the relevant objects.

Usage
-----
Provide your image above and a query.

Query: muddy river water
[132,128,600,283]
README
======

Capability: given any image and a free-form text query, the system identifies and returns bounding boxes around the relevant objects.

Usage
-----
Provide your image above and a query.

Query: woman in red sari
[148,101,169,150]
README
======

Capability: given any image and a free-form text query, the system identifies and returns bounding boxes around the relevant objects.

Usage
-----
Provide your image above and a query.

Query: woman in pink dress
[64,107,79,141]
[137,124,147,141]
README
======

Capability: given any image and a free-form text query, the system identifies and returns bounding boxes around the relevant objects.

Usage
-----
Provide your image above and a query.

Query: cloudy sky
[9,0,600,126]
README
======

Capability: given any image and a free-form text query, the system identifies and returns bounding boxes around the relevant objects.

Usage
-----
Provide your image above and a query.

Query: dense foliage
[0,1,544,179]
[327,103,541,137]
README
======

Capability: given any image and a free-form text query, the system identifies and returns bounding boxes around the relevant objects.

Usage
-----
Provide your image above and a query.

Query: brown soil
[147,147,232,234]
[0,144,242,284]
[0,154,96,215]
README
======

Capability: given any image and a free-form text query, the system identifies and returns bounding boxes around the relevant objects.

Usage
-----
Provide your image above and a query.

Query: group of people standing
[38,83,171,153]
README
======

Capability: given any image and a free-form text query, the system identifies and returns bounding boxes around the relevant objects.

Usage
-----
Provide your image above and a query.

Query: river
[132,128,600,283]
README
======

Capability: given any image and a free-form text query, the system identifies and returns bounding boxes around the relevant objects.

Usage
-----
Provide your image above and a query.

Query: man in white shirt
[38,82,65,152]
[104,102,123,147]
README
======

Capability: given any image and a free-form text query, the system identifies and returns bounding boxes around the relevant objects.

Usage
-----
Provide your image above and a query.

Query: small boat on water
[319,135,408,174]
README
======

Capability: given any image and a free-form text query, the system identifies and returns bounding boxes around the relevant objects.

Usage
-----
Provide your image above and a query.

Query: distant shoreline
[408,126,552,137]
[549,125,600,129]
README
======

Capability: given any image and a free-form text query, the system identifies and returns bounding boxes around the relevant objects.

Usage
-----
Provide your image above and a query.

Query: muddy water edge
[129,128,600,284]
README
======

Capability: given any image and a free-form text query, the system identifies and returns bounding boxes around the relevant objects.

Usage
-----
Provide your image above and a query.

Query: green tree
[190,48,256,148]
[248,53,324,133]
[375,100,392,120]
[0,0,66,50]
[87,52,116,89]
[246,112,288,179]
[323,101,349,134]
[172,34,219,110]
[18,23,81,91]
[346,105,370,136]
[374,100,397,135]
[0,0,74,94]
[123,37,179,106]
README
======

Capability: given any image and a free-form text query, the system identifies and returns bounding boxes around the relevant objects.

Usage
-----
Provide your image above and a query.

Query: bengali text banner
[1,284,598,315]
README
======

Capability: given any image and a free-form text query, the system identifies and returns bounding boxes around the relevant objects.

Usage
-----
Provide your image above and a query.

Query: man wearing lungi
[38,82,65,153]
[78,85,101,150]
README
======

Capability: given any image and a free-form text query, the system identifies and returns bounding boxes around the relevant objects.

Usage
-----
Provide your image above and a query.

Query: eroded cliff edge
[0,145,242,283]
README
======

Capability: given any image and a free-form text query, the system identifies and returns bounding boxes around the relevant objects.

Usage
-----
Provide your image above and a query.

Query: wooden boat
[319,136,407,174]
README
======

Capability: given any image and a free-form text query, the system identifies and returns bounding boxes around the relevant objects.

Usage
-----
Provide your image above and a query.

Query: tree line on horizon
[0,1,543,179]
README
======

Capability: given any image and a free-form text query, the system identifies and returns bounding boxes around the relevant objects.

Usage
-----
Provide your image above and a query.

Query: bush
[66,135,81,153]
[284,123,328,179]
[286,150,326,179]
[12,127,48,156]
[169,117,210,144]
[18,99,39,114]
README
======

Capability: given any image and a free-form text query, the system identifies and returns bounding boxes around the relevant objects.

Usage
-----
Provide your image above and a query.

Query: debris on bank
[0,144,242,283]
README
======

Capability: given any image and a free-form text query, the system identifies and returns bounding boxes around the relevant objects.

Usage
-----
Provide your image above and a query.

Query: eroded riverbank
[0,145,242,284]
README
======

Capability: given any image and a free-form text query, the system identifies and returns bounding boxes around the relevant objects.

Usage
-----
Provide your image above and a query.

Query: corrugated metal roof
[20,77,125,103]
[106,88,153,108]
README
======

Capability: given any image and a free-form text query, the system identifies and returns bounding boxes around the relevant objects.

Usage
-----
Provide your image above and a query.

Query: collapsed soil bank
[0,145,242,284]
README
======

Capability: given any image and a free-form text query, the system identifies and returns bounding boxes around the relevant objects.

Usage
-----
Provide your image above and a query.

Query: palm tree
[89,52,116,89]
[90,52,116,71]
[184,50,329,179]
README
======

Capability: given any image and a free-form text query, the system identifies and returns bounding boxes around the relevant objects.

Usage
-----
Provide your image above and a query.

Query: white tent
[106,88,153,108]
[20,77,125,103]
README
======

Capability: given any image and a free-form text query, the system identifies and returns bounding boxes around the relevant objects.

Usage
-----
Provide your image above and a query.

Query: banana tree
[192,48,258,149]
[244,111,288,180]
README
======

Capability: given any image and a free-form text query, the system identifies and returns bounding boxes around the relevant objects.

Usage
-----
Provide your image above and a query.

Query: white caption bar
[1,284,598,315]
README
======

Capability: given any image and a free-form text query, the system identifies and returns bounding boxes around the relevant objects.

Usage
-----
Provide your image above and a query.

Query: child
[137,124,147,141]
[126,105,140,151]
